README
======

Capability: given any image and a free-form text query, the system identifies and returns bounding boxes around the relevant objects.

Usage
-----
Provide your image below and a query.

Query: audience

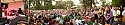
[28,5,125,25]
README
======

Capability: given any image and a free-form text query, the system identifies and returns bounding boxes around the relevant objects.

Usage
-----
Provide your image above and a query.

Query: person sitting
[4,19,11,25]
[122,7,125,22]
[112,15,122,25]
[104,6,113,25]
[17,21,25,25]
[113,7,120,21]
[94,9,99,23]
[18,8,24,15]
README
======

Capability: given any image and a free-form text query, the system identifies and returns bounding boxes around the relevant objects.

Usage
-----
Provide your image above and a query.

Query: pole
[28,0,31,25]
[91,0,92,9]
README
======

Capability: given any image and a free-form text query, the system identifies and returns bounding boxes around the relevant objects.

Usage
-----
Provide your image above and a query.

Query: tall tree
[112,0,121,6]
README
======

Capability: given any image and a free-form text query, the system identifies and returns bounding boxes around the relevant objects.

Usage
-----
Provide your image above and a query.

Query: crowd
[28,5,125,25]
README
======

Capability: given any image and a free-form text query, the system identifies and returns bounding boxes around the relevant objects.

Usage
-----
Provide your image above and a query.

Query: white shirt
[111,8,114,12]
[113,10,120,16]
[56,17,60,20]
[104,12,106,15]
[122,10,125,16]
[75,19,82,25]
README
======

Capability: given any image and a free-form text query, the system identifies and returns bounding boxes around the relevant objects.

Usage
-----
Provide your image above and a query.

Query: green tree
[81,0,92,8]
[53,1,75,9]
[112,0,121,6]
[101,0,106,7]
[44,0,52,10]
